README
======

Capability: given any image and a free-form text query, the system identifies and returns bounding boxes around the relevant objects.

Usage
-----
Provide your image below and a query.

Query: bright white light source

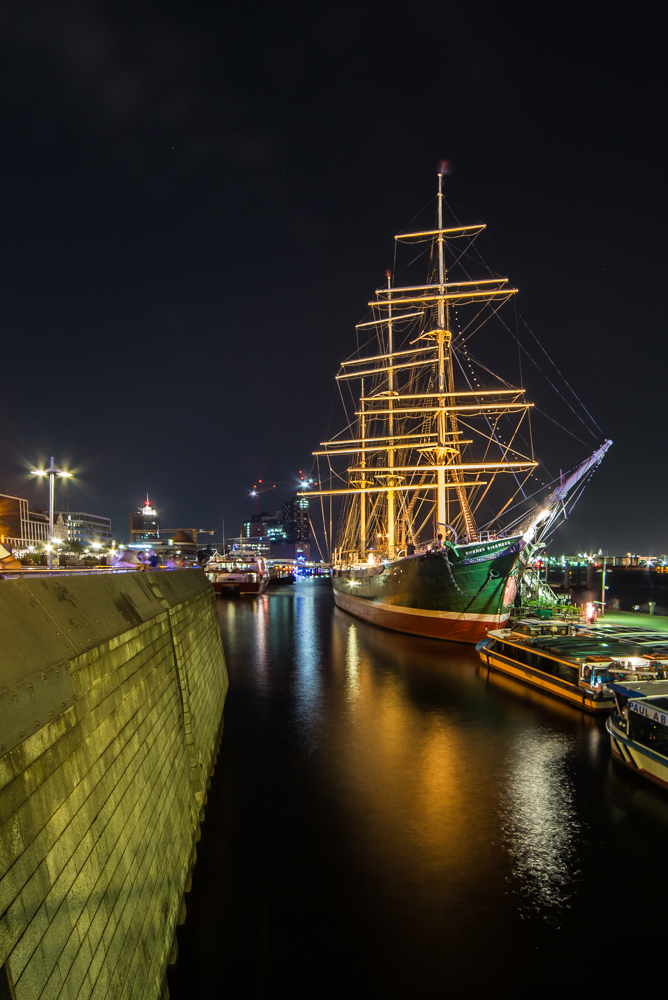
[522,508,551,542]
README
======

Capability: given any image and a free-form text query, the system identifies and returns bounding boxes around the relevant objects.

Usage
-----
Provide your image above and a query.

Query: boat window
[513,646,535,669]
[534,654,556,676]
[554,661,578,684]
[628,714,668,759]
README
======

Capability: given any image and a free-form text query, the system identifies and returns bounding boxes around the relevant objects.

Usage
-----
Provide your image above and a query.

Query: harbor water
[169,579,666,998]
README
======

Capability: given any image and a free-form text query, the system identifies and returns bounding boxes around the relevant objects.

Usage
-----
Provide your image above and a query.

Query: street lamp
[31,456,73,569]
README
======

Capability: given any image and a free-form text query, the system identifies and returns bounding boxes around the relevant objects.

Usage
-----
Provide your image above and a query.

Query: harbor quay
[0,569,227,1000]
[536,554,668,614]
[4,566,668,998]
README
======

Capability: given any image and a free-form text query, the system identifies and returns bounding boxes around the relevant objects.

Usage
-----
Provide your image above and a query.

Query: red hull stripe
[333,591,504,644]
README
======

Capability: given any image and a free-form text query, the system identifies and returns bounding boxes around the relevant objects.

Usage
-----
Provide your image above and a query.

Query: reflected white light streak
[499,729,580,923]
[254,595,269,684]
[294,586,323,735]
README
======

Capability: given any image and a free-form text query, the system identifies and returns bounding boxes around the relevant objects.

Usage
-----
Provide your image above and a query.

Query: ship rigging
[302,169,610,642]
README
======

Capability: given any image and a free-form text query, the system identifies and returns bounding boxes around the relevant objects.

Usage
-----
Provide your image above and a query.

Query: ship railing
[416,538,457,554]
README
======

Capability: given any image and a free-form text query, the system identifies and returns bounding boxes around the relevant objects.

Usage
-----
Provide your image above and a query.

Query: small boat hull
[477,639,613,712]
[607,715,668,789]
[206,549,270,597]
[213,576,269,596]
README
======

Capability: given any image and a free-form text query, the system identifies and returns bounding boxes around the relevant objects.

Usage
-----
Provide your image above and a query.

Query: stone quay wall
[0,569,228,1000]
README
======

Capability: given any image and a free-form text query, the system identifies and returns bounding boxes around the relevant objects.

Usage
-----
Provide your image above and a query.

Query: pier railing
[0,566,186,580]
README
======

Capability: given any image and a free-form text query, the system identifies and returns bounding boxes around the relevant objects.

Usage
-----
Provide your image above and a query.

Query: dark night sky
[0,1,665,553]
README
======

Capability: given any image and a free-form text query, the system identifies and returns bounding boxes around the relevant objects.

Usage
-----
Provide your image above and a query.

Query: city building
[227,536,271,557]
[44,511,113,547]
[129,496,160,542]
[241,511,288,542]
[53,513,68,543]
[169,530,198,561]
[283,494,311,560]
[0,493,49,554]
[236,496,311,560]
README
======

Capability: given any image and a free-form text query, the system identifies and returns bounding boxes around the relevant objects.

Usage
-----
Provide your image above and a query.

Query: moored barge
[476,619,668,712]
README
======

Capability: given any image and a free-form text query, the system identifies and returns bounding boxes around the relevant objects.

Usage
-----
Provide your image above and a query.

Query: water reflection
[293,583,323,734]
[172,580,668,998]
[327,611,505,924]
[498,728,580,923]
[253,595,270,683]
[345,624,360,704]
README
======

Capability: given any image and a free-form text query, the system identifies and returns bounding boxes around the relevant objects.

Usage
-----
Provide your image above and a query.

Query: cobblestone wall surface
[0,570,227,1000]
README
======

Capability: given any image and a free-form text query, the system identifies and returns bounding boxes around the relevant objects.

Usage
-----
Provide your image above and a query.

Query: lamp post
[31,456,73,569]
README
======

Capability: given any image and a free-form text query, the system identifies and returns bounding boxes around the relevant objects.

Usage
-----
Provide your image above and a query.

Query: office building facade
[283,495,310,559]
[129,497,160,541]
[0,494,49,554]
[62,512,113,547]
[237,498,311,560]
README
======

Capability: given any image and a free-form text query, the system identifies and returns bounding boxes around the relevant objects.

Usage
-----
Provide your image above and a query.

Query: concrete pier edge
[0,569,228,1000]
[158,713,224,1000]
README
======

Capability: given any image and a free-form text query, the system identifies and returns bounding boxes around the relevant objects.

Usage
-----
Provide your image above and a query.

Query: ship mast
[304,176,537,562]
[436,168,476,542]
[360,380,366,559]
[436,171,447,535]
[387,271,396,558]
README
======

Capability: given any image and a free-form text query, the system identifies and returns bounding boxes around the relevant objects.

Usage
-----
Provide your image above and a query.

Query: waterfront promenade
[599,609,668,631]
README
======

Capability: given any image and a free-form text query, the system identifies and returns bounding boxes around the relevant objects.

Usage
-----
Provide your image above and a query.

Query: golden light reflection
[328,617,502,886]
[478,665,601,729]
[219,586,588,949]
[345,624,360,704]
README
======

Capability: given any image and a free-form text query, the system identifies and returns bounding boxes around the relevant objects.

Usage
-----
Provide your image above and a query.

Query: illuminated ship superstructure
[303,170,611,643]
[204,550,269,596]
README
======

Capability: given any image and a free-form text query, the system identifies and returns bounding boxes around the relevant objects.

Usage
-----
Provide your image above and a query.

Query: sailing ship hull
[331,536,526,644]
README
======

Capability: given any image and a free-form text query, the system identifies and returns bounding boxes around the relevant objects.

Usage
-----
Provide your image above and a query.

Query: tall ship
[303,169,611,643]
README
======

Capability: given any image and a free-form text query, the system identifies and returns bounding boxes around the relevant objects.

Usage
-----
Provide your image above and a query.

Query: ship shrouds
[302,171,611,643]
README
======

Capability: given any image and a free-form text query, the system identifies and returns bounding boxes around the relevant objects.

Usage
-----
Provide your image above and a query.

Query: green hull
[332,536,527,643]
